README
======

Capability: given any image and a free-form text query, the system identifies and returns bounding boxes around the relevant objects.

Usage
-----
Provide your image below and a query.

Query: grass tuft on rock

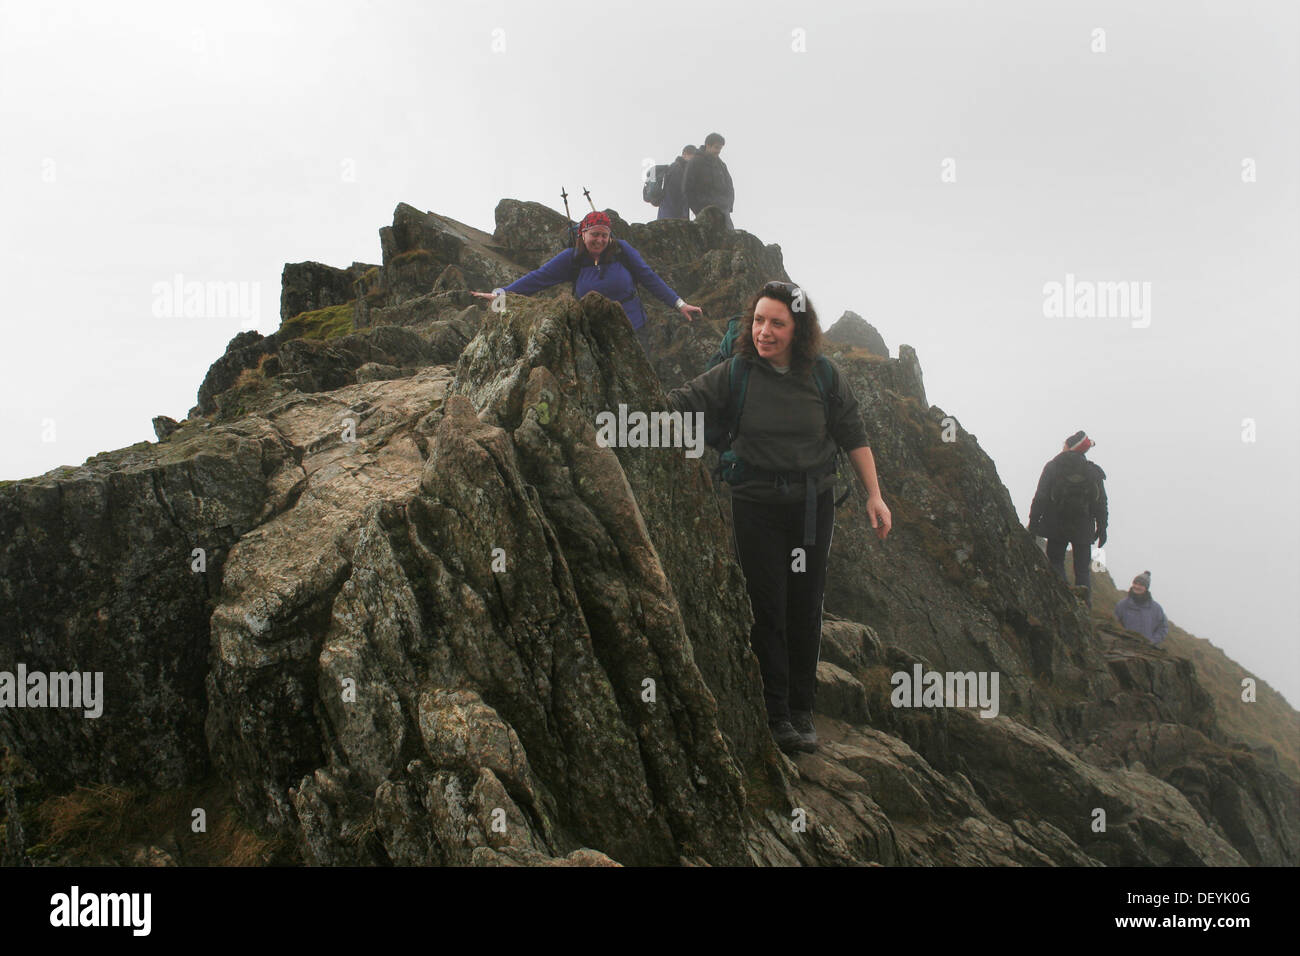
[279,300,356,341]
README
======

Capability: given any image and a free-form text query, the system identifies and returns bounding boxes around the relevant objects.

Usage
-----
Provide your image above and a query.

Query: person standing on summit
[1027,430,1108,606]
[473,211,702,355]
[683,132,734,228]
[657,145,696,221]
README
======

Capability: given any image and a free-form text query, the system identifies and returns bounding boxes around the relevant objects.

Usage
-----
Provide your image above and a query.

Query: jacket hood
[1054,449,1106,480]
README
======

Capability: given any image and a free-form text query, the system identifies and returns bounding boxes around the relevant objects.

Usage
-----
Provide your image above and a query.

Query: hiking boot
[790,710,818,752]
[769,719,803,755]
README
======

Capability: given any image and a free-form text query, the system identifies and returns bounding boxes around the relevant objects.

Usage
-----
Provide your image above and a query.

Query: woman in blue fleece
[473,211,702,354]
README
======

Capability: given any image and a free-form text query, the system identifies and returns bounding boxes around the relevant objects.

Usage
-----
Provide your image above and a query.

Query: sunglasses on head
[762,280,801,296]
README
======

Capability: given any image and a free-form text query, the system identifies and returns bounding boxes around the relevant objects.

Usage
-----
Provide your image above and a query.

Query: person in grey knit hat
[1115,570,1169,645]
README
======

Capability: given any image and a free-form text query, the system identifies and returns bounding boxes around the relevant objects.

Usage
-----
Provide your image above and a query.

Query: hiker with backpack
[654,145,696,221]
[1114,571,1169,646]
[472,210,702,354]
[666,280,891,756]
[1027,430,1108,606]
[683,132,734,229]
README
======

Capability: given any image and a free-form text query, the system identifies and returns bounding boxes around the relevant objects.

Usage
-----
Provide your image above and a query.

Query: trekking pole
[561,186,578,245]
[582,187,596,212]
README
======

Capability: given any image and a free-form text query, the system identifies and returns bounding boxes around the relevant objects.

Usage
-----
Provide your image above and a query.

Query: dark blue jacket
[501,240,680,330]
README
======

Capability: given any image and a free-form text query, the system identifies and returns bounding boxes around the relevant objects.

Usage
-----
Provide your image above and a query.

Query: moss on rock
[279,300,357,341]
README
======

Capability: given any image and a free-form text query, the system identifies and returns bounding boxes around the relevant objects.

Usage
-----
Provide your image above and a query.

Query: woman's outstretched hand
[866,495,892,541]
[679,303,703,321]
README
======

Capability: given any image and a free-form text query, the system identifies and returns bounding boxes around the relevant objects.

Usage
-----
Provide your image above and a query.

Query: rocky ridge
[1,200,1295,866]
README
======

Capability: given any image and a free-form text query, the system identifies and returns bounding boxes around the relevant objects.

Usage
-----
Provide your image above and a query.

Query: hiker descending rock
[1027,430,1108,606]
[667,280,891,756]
[647,144,696,221]
[1115,571,1169,645]
[473,210,701,355]
[683,132,735,229]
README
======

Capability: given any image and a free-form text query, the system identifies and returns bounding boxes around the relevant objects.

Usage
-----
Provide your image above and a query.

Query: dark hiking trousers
[731,489,834,723]
[1047,522,1093,604]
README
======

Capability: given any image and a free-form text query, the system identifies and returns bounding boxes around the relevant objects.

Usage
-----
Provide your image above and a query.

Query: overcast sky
[2,0,1297,706]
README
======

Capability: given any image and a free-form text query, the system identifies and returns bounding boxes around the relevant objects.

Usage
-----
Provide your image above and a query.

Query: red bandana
[579,211,612,234]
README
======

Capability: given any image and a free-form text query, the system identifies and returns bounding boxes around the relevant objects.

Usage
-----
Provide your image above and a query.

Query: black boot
[790,710,818,752]
[769,719,803,755]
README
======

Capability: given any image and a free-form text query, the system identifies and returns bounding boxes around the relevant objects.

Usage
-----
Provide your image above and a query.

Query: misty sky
[2,0,1297,706]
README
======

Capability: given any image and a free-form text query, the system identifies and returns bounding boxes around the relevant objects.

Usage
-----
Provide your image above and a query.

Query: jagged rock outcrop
[379,203,520,304]
[0,420,288,789]
[826,311,889,357]
[281,261,377,322]
[192,322,479,418]
[152,415,180,441]
[3,200,1296,867]
[490,199,571,267]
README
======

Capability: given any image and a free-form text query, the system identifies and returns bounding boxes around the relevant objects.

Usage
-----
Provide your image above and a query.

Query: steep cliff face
[2,201,1295,866]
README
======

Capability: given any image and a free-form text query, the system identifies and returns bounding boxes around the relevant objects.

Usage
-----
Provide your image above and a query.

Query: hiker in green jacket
[666,280,891,755]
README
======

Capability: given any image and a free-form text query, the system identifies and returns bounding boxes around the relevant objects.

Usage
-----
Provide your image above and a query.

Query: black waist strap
[741,457,838,487]
[744,459,838,547]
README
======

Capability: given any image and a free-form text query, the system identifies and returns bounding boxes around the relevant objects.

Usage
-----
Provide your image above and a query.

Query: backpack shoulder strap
[812,356,856,506]
[812,355,834,404]
[728,356,751,439]
[812,355,843,428]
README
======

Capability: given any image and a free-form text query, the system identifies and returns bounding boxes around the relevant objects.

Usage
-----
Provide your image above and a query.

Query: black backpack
[643,165,669,206]
[1050,453,1099,519]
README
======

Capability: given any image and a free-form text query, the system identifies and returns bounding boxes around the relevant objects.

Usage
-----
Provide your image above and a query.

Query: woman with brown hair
[667,281,891,754]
